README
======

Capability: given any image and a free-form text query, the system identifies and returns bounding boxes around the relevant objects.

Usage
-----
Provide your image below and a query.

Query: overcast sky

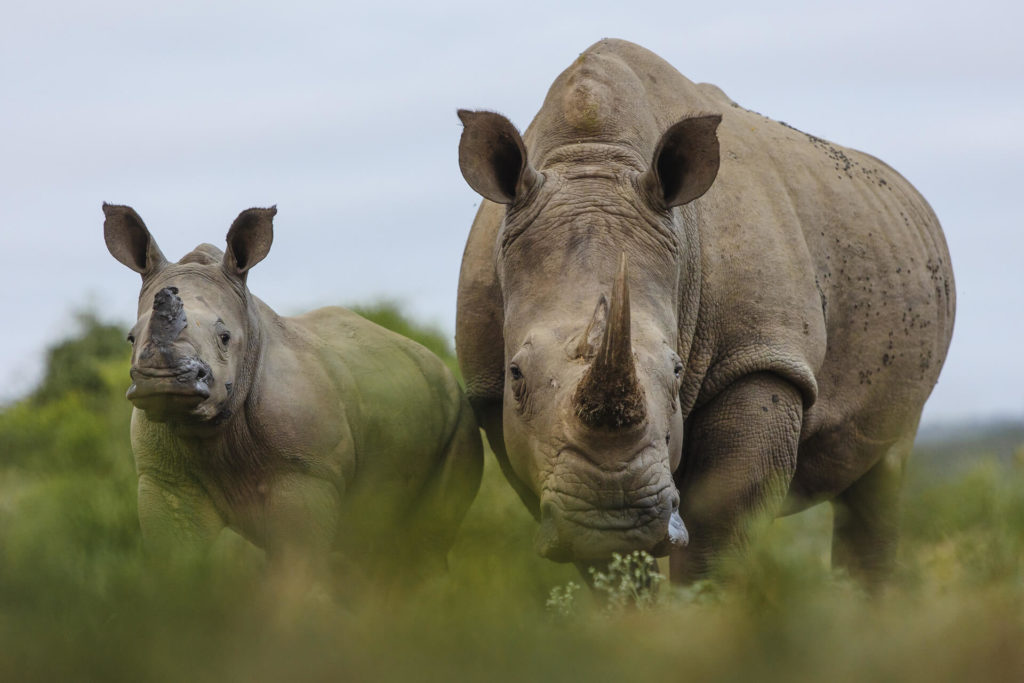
[1,0,1021,427]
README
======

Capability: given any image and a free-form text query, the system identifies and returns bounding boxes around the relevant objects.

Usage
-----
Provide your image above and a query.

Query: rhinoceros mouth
[127,377,210,398]
[127,360,213,418]
[534,483,682,562]
[531,444,685,561]
[534,508,675,562]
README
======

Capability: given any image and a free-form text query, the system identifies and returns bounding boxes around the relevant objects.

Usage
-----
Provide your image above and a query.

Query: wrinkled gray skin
[104,204,482,585]
[455,39,954,586]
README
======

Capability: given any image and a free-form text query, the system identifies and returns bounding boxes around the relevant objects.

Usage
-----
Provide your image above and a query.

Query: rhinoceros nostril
[196,368,207,380]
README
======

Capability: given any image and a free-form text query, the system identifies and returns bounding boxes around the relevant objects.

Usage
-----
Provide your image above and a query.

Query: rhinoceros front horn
[150,286,187,346]
[572,253,646,429]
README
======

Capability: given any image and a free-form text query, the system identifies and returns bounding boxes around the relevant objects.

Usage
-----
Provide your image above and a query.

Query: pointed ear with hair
[224,206,276,277]
[640,114,722,209]
[457,109,540,205]
[102,203,168,276]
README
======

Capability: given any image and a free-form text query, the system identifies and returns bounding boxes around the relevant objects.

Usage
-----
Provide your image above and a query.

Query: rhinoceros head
[457,110,720,561]
[103,204,275,427]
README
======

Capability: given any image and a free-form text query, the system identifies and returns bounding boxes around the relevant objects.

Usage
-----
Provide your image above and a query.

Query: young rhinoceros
[103,203,482,585]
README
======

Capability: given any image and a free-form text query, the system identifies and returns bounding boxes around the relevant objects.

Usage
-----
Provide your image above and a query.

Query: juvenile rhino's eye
[674,361,684,377]
[509,363,524,381]
[219,332,231,346]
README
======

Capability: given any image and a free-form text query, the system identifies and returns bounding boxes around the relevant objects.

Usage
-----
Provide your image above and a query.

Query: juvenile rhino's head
[458,109,720,561]
[103,204,276,428]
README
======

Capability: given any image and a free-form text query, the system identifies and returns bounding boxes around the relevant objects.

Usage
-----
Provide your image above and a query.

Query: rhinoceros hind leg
[830,433,913,591]
[404,394,485,574]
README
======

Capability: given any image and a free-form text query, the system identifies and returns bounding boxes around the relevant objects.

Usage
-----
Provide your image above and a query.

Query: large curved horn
[573,253,646,429]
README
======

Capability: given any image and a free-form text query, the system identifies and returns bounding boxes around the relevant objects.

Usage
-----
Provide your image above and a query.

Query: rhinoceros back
[684,77,954,443]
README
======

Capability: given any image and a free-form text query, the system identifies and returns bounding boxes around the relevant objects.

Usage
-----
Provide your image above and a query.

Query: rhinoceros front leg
[263,473,341,593]
[137,471,225,556]
[670,372,802,583]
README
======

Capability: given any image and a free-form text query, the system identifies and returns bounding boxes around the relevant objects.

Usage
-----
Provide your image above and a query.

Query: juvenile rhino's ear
[640,114,722,209]
[457,110,540,205]
[102,203,167,276]
[224,206,276,277]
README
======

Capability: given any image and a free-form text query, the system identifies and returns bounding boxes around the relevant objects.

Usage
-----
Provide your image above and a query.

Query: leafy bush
[1,306,1023,681]
[31,311,130,404]
[590,551,665,612]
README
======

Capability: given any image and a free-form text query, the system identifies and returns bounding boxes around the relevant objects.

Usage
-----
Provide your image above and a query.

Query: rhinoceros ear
[224,206,276,277]
[641,114,722,209]
[102,203,167,276]
[457,110,540,205]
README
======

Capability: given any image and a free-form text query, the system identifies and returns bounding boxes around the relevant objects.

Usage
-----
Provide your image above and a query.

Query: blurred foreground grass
[1,309,1023,682]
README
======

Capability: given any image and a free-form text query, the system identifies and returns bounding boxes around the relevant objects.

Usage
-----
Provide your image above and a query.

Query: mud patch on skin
[562,52,616,135]
[564,83,606,134]
[573,372,647,429]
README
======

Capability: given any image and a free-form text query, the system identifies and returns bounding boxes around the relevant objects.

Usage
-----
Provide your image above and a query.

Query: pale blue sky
[2,0,1021,425]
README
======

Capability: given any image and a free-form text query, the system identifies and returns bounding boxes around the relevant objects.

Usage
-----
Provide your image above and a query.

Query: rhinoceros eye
[509,363,529,408]
[674,361,683,377]
[219,332,231,346]
[126,334,135,345]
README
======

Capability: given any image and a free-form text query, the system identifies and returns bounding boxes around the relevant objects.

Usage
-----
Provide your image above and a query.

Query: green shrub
[2,306,1023,681]
[589,550,665,612]
[31,311,130,404]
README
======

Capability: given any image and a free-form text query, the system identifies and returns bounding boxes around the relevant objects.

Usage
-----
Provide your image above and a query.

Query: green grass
[1,310,1023,681]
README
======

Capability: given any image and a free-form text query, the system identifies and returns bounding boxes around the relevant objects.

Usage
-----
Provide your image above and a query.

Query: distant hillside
[912,418,1024,477]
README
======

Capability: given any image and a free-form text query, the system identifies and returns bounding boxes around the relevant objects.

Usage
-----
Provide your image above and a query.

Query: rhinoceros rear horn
[225,206,276,277]
[573,253,646,430]
[102,203,167,276]
[574,294,609,359]
[457,110,540,205]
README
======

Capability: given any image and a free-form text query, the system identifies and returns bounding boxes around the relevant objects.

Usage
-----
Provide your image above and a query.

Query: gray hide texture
[455,39,953,586]
[104,204,483,589]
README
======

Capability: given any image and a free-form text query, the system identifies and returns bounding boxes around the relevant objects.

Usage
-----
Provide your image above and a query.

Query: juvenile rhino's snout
[127,286,215,418]
[128,355,213,403]
[136,286,194,369]
[168,356,213,388]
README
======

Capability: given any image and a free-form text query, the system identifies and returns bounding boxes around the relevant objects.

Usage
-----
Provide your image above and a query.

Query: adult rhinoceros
[455,39,954,585]
[104,204,482,585]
